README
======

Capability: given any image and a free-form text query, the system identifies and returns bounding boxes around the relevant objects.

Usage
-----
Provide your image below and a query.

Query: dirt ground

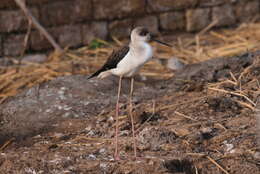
[0,50,259,173]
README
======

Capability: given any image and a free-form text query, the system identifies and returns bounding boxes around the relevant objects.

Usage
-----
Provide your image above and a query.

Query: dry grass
[163,23,260,63]
[208,56,260,111]
[0,22,260,104]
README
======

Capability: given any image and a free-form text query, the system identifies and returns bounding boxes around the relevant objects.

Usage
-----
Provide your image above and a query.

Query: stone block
[3,34,25,56]
[71,0,93,22]
[40,0,92,26]
[0,0,16,9]
[109,16,158,39]
[0,8,39,32]
[0,36,2,56]
[40,1,72,26]
[31,25,82,50]
[82,22,108,45]
[109,19,134,38]
[212,4,236,27]
[235,0,259,22]
[30,29,53,51]
[135,16,159,34]
[56,25,82,48]
[93,0,145,19]
[186,8,211,32]
[160,11,185,31]
[0,0,51,9]
[27,0,51,6]
[147,0,198,12]
[199,0,226,7]
[22,54,47,63]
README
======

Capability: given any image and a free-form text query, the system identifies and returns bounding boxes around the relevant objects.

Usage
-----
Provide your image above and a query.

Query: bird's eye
[139,29,149,36]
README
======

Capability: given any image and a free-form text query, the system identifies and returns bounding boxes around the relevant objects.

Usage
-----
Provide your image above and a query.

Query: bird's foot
[114,153,121,161]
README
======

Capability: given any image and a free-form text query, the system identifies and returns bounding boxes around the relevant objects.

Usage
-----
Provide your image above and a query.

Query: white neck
[128,40,153,63]
[129,40,148,52]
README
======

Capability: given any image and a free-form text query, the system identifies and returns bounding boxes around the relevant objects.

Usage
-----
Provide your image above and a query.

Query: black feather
[87,46,130,79]
[139,28,149,36]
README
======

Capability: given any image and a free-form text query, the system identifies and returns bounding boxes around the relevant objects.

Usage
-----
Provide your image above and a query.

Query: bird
[88,26,172,160]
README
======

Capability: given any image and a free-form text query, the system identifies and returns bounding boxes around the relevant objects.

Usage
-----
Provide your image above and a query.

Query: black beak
[150,35,172,47]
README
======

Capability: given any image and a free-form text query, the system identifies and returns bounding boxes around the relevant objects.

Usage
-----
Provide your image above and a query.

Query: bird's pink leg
[129,77,137,159]
[114,76,122,160]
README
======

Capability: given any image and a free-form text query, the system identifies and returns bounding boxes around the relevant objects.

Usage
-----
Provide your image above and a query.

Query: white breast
[112,43,153,77]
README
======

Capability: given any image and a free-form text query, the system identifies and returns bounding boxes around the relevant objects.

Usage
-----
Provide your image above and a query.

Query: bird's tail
[87,69,102,79]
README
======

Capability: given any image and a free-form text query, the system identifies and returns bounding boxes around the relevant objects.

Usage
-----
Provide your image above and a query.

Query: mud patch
[139,112,164,124]
[0,52,259,173]
[163,159,196,174]
[139,127,178,150]
[206,97,242,113]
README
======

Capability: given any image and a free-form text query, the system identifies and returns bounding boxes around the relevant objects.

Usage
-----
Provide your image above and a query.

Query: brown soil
[0,52,259,174]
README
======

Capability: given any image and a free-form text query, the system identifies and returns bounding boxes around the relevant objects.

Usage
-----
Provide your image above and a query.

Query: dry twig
[174,111,198,121]
[208,87,256,107]
[206,156,230,174]
[14,0,62,52]
[16,19,32,73]
[0,138,15,151]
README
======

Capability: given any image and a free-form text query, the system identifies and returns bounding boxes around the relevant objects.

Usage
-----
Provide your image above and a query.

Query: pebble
[167,57,186,71]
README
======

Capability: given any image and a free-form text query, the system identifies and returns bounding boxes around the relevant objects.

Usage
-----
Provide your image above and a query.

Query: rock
[235,0,260,22]
[55,25,82,48]
[30,30,54,51]
[0,36,2,56]
[109,16,158,39]
[82,22,108,45]
[0,75,158,143]
[163,159,196,174]
[70,0,93,22]
[3,34,25,56]
[139,127,178,150]
[0,0,17,8]
[33,24,88,51]
[40,0,92,26]
[0,58,14,66]
[201,127,213,134]
[225,143,234,152]
[199,0,227,7]
[93,0,145,19]
[166,52,255,91]
[21,54,47,63]
[27,0,51,6]
[88,154,97,160]
[159,11,186,31]
[207,97,242,113]
[212,4,236,27]
[135,16,159,34]
[100,162,110,172]
[199,127,217,140]
[254,152,260,159]
[166,58,186,71]
[109,19,134,38]
[156,57,185,71]
[147,0,198,12]
[31,24,87,50]
[186,8,211,32]
[41,1,72,26]
[0,8,39,32]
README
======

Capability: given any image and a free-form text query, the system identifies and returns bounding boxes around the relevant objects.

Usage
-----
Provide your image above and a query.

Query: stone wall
[0,0,259,57]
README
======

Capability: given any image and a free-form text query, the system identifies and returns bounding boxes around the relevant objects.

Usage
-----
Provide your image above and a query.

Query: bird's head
[131,27,172,47]
[131,27,151,43]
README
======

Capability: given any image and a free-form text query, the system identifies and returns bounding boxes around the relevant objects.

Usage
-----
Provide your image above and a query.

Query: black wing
[87,45,130,79]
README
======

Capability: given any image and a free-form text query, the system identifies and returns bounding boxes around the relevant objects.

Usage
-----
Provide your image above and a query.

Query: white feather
[111,42,153,77]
